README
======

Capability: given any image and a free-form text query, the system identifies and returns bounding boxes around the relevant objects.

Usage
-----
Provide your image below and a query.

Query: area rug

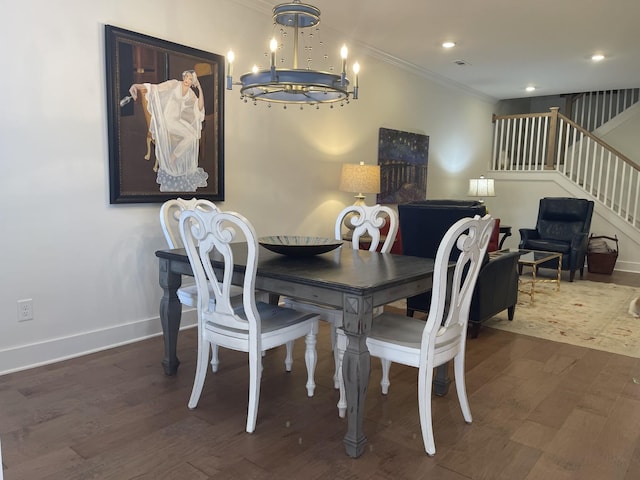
[387,280,639,358]
[483,280,640,358]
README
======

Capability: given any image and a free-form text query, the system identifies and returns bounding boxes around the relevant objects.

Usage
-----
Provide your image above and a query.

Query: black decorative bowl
[258,236,343,257]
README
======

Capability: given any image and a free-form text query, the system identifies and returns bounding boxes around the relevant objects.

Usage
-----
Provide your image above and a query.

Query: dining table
[155,243,437,458]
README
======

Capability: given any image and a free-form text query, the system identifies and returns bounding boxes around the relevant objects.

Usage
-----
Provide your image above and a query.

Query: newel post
[546,107,560,169]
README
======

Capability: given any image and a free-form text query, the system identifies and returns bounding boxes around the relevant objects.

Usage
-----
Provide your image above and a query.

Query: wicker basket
[587,235,618,274]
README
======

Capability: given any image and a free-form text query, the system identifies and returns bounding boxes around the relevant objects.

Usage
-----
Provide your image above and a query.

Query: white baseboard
[0,311,197,376]
[614,260,640,273]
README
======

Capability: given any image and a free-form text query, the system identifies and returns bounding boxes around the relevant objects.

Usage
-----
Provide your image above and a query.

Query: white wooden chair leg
[285,341,294,371]
[418,364,436,456]
[454,354,472,423]
[246,349,262,433]
[380,358,392,394]
[210,343,219,372]
[330,325,340,389]
[188,337,210,409]
[304,327,318,397]
[336,330,347,418]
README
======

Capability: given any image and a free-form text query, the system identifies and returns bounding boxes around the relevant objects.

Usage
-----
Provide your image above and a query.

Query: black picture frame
[105,25,225,204]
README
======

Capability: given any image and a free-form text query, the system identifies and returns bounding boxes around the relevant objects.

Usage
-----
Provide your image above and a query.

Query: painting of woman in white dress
[106,26,225,204]
[128,70,209,192]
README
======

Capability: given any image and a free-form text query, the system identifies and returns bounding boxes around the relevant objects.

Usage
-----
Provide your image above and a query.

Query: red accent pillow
[379,221,402,254]
[487,217,501,252]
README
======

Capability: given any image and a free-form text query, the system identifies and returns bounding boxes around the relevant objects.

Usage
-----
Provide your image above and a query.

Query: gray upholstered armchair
[519,197,595,281]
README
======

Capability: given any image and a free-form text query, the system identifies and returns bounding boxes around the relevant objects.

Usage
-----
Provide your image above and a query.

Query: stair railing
[492,107,640,230]
[568,88,640,132]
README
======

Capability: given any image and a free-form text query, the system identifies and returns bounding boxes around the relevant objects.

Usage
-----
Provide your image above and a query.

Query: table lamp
[339,161,381,206]
[467,175,495,204]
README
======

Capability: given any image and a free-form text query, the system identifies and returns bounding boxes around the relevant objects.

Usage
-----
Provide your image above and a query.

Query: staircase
[567,88,640,132]
[491,100,640,232]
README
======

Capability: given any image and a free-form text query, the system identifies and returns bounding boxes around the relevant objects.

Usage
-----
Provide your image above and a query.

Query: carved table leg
[341,293,373,458]
[159,258,183,376]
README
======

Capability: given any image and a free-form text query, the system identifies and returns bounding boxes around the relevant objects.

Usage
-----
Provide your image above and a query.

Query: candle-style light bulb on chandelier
[225,1,360,109]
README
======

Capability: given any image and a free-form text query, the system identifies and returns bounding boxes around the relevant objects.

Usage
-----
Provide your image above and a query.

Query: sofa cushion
[526,238,571,254]
[537,219,587,242]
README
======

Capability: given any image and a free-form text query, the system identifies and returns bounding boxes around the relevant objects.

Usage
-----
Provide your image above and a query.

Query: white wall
[0,0,496,373]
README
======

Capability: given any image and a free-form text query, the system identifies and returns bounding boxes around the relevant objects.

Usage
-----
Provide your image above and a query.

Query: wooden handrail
[556,111,637,168]
[492,111,552,122]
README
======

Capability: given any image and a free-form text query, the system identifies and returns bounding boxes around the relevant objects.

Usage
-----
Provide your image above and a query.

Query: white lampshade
[339,162,381,203]
[467,176,495,198]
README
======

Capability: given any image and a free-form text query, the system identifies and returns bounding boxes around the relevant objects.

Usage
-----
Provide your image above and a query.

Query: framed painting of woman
[105,25,225,203]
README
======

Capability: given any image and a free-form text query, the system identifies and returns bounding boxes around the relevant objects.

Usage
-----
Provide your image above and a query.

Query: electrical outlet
[18,299,33,322]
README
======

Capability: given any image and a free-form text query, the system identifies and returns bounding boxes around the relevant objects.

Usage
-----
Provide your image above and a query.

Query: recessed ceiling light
[591,54,605,62]
[526,86,536,92]
[442,41,456,49]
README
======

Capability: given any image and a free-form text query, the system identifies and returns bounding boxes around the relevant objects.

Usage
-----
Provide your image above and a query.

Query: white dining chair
[160,198,223,306]
[337,214,494,455]
[282,204,398,389]
[161,198,272,372]
[160,198,282,372]
[161,198,234,372]
[179,207,320,433]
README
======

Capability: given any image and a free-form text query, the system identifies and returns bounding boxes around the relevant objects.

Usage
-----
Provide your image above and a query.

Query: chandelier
[226,1,360,109]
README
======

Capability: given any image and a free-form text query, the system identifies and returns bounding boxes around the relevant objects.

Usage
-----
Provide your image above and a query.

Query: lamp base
[476,199,490,213]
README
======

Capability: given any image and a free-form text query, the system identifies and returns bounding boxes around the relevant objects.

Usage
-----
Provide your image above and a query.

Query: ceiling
[238,0,640,101]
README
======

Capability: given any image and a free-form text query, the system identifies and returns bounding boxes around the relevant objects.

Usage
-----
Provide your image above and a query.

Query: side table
[517,250,562,304]
[498,225,512,249]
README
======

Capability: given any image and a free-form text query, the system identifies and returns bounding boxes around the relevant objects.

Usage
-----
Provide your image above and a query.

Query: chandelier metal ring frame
[226,1,360,108]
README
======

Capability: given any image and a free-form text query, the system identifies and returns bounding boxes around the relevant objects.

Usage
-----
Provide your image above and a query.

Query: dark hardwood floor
[1,271,638,479]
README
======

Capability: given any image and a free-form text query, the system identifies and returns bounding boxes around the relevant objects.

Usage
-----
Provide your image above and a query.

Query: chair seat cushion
[177,283,203,307]
[367,313,460,352]
[250,302,317,330]
[524,239,571,254]
[369,313,425,349]
[206,301,318,339]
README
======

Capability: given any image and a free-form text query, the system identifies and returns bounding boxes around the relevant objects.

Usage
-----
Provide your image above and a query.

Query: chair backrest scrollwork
[179,208,260,334]
[335,204,399,253]
[424,214,494,350]
[160,198,218,249]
